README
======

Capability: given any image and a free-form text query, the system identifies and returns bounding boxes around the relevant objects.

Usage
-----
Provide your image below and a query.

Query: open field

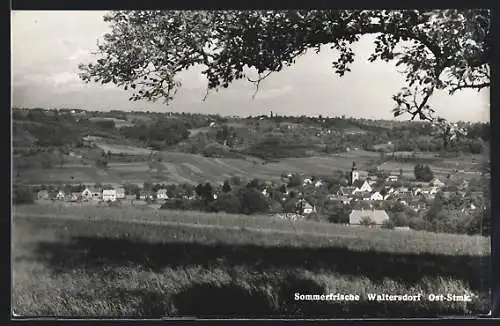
[14,151,380,185]
[96,143,156,156]
[89,117,134,128]
[12,205,490,317]
[14,149,485,187]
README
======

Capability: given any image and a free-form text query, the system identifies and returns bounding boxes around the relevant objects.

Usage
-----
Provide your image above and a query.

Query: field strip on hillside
[212,158,249,175]
[181,163,204,175]
[161,162,197,184]
[13,213,359,241]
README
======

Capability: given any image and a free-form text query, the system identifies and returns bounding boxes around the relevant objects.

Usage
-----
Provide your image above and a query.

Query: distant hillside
[12,108,490,161]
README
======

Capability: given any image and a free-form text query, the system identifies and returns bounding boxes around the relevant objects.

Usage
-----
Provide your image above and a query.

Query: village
[31,159,485,230]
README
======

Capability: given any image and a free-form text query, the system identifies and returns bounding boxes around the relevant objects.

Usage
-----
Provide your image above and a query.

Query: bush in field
[238,188,269,215]
[210,192,242,214]
[230,176,242,186]
[391,212,410,227]
[414,164,434,182]
[222,181,232,193]
[195,182,214,202]
[13,186,34,205]
[360,216,376,227]
[382,220,395,229]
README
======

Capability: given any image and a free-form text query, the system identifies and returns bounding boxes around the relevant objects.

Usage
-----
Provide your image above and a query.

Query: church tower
[350,161,359,185]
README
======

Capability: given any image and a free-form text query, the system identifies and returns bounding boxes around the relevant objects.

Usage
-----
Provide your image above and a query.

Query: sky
[11,11,490,122]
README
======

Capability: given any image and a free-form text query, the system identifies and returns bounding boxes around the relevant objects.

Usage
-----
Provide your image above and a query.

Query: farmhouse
[430,178,445,187]
[139,191,155,201]
[303,178,313,186]
[385,175,399,183]
[81,187,102,201]
[297,199,316,215]
[103,189,117,202]
[359,180,373,192]
[314,180,325,188]
[156,189,169,200]
[56,191,65,200]
[349,209,389,226]
[115,187,126,199]
[370,191,384,201]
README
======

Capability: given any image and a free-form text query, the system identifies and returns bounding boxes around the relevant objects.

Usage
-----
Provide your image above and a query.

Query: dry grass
[12,205,490,318]
[14,205,490,256]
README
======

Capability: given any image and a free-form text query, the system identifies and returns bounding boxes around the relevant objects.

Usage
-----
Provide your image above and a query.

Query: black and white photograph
[11,9,491,318]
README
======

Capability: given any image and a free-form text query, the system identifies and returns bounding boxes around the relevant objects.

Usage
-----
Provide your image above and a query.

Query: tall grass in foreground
[12,209,491,318]
[14,204,490,256]
[13,262,486,318]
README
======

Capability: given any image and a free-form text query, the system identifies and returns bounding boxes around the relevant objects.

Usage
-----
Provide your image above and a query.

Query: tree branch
[247,71,273,99]
[449,82,490,94]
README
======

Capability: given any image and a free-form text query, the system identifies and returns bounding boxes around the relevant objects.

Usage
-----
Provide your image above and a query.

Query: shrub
[360,216,376,227]
[382,220,395,229]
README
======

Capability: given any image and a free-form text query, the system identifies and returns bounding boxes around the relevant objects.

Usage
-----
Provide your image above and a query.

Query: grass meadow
[12,204,490,318]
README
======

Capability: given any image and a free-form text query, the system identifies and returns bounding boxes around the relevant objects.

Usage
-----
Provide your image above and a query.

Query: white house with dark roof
[156,189,169,200]
[81,187,102,201]
[56,190,65,200]
[370,191,384,201]
[359,180,373,192]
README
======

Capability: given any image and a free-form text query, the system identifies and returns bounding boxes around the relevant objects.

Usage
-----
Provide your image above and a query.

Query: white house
[156,189,169,200]
[297,199,316,214]
[385,175,398,183]
[359,180,372,192]
[56,190,65,200]
[314,180,324,188]
[370,192,384,201]
[115,187,126,199]
[103,189,117,202]
[352,187,362,194]
[81,188,93,200]
[81,187,102,201]
[430,178,445,187]
[303,178,313,186]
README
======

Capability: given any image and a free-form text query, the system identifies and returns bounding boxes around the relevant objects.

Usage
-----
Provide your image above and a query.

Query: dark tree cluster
[414,164,434,182]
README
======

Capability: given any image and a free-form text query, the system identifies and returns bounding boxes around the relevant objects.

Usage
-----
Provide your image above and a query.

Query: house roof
[349,209,389,224]
[339,186,356,194]
[84,187,102,193]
